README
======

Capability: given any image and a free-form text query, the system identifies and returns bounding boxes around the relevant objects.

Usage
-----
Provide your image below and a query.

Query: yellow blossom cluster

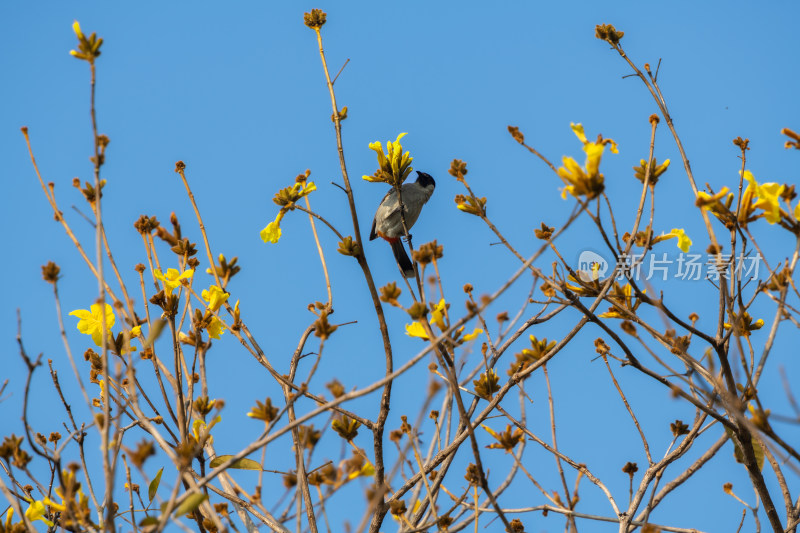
[557,123,618,200]
[405,298,482,346]
[362,132,414,186]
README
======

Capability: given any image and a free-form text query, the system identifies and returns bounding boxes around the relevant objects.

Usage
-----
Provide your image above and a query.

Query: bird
[370,171,436,278]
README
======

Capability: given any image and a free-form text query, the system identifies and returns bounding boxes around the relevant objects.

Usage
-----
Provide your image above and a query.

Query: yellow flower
[260,211,285,243]
[462,328,483,341]
[69,21,89,58]
[25,500,53,527]
[696,187,731,207]
[570,123,588,143]
[633,158,670,185]
[482,424,524,452]
[43,470,74,512]
[232,299,241,326]
[69,303,115,346]
[262,181,315,244]
[346,458,375,480]
[743,171,784,224]
[202,285,229,312]
[724,311,764,337]
[405,322,429,340]
[430,299,448,330]
[454,194,487,216]
[668,228,692,253]
[272,181,316,207]
[363,133,414,185]
[571,122,618,153]
[557,123,616,200]
[658,228,692,253]
[207,316,226,339]
[260,220,281,243]
[154,268,194,295]
[4,508,12,530]
[42,468,91,530]
[295,181,316,197]
[696,186,740,226]
[598,283,643,319]
[584,142,604,178]
[405,298,482,344]
[69,20,103,62]
[72,20,84,39]
[112,325,143,355]
[192,415,222,445]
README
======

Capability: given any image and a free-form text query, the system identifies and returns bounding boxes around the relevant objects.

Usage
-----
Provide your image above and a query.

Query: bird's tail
[390,240,415,278]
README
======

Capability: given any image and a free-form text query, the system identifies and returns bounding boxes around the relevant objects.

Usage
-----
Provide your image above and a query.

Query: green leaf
[139,516,160,527]
[148,467,163,502]
[174,493,208,517]
[726,428,765,471]
[209,455,262,471]
[752,438,765,471]
[142,319,167,349]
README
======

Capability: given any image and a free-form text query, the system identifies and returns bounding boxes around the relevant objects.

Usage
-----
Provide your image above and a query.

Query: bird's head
[415,171,435,191]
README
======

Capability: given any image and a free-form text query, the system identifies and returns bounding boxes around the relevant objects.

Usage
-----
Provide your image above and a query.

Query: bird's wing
[369,214,378,240]
[370,188,397,240]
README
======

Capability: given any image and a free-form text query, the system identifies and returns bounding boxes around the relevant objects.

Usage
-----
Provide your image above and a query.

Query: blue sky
[3,2,800,531]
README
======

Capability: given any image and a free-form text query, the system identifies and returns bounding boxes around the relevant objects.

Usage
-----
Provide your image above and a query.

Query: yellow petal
[25,500,53,527]
[429,299,447,329]
[301,182,317,196]
[405,322,429,340]
[481,424,500,439]
[202,285,229,312]
[347,459,376,480]
[584,142,605,177]
[462,328,483,341]
[207,316,226,339]
[743,170,784,224]
[260,220,282,243]
[558,156,585,183]
[742,170,757,190]
[72,20,84,39]
[674,228,692,253]
[758,182,784,224]
[192,419,204,440]
[91,303,116,328]
[663,228,692,253]
[570,123,587,144]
